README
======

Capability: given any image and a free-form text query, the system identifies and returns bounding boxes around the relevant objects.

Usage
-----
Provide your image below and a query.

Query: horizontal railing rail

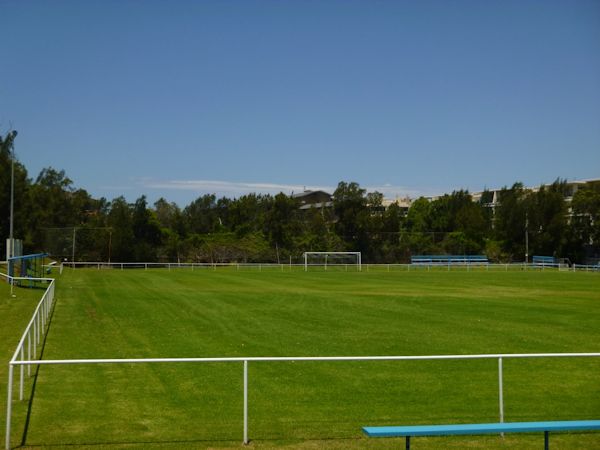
[57,261,600,273]
[572,263,600,272]
[6,351,600,448]
[10,352,600,365]
[65,261,513,267]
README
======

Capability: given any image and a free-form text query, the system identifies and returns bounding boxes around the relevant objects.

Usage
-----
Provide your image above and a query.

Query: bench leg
[544,431,549,450]
[406,435,410,450]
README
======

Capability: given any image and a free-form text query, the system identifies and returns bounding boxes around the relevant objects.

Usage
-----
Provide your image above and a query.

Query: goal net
[303,252,362,271]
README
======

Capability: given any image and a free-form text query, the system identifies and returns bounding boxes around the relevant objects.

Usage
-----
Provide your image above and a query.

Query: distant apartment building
[291,179,598,214]
[471,178,600,212]
[381,196,413,216]
[292,190,333,210]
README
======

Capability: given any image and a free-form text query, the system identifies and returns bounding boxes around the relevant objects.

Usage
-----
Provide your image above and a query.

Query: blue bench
[532,256,558,267]
[363,420,600,449]
[411,255,488,265]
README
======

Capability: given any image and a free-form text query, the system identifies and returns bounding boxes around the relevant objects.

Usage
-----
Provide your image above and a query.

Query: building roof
[292,190,332,199]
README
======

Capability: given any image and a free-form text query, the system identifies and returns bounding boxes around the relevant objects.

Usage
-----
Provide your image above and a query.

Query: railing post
[41,301,45,331]
[27,332,31,377]
[6,364,14,450]
[33,316,37,355]
[19,347,24,401]
[243,360,249,445]
[498,357,504,429]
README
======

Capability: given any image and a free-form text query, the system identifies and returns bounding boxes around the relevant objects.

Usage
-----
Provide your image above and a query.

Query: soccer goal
[303,252,362,272]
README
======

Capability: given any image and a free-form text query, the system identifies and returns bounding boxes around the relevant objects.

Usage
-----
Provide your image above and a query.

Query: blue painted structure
[7,253,49,286]
[532,255,559,266]
[363,420,600,449]
[411,255,488,265]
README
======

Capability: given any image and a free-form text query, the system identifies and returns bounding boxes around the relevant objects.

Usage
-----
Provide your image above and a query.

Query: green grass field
[3,267,600,449]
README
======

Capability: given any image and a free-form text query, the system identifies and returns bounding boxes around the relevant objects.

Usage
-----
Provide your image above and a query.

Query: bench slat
[363,420,600,437]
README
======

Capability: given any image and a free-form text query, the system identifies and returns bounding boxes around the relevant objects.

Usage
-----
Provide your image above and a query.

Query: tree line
[2,132,599,264]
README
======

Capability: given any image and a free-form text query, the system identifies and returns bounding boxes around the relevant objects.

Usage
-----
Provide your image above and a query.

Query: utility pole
[108,229,112,263]
[8,130,17,260]
[72,227,77,267]
[525,211,529,264]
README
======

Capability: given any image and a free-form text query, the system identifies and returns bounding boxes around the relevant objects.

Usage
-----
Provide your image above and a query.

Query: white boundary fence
[61,261,600,273]
[6,351,600,448]
[2,272,55,450]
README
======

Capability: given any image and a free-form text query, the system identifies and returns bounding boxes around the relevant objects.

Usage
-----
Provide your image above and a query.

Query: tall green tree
[296,204,342,254]
[132,196,163,261]
[264,192,300,256]
[184,194,220,235]
[154,198,187,261]
[228,193,269,236]
[27,168,78,250]
[107,197,134,262]
[404,197,435,254]
[333,181,370,252]
[494,183,528,260]
[1,136,596,264]
[527,180,568,257]
[569,181,600,261]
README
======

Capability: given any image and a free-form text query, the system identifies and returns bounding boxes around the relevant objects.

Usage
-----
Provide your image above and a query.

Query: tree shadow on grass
[17,435,368,449]
[18,293,58,448]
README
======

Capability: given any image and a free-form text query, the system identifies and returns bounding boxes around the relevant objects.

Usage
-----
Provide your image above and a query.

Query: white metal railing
[6,351,600,448]
[572,264,600,272]
[4,276,55,450]
[59,261,600,274]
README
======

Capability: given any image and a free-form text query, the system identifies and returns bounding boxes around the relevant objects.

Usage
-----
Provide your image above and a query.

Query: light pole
[525,211,529,264]
[72,227,77,267]
[8,130,18,260]
[108,229,112,263]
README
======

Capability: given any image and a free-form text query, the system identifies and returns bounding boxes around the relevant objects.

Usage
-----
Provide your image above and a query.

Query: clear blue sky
[2,0,599,205]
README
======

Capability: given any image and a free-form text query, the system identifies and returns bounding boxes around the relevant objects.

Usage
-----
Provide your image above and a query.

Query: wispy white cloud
[97,185,136,191]
[140,179,331,196]
[138,178,437,199]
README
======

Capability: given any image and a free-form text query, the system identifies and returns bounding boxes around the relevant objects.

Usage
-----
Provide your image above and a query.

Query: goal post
[303,252,362,272]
